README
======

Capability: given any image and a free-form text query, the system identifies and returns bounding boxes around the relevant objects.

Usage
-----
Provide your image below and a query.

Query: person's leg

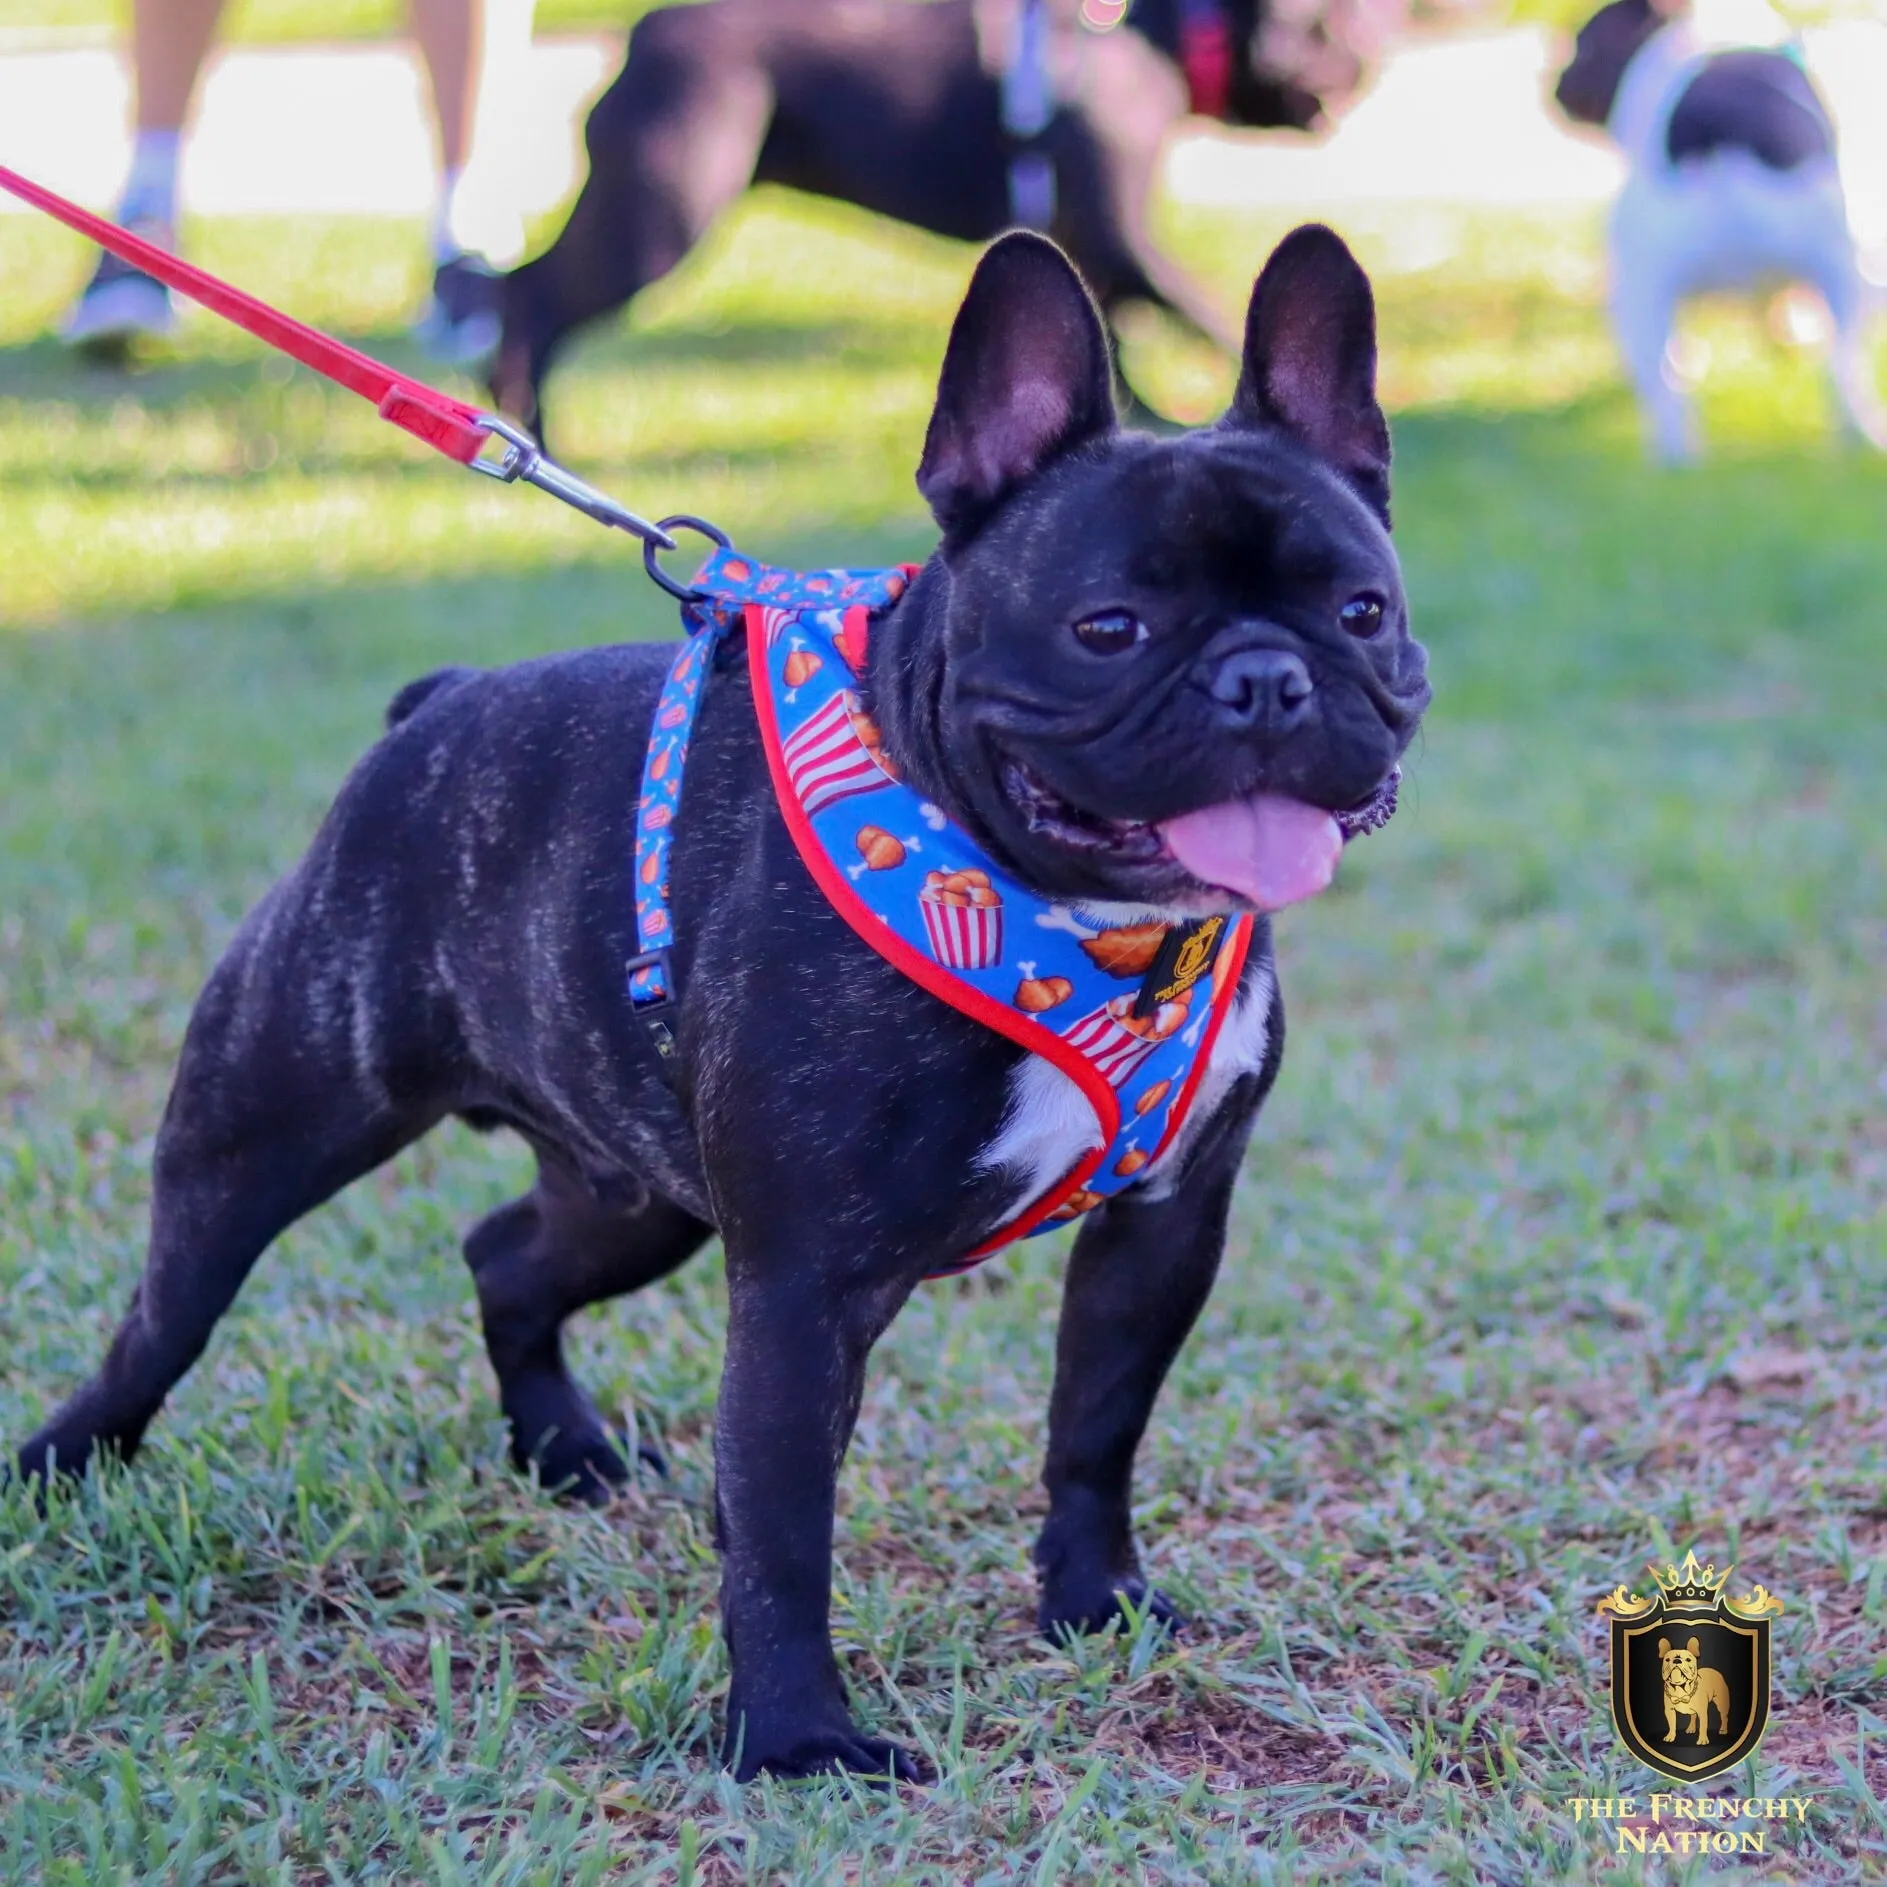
[411,0,479,232]
[132,0,227,143]
[63,0,227,350]
[410,0,531,365]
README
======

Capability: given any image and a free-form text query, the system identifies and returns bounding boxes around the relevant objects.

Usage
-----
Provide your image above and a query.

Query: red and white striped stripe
[781,690,892,815]
[1060,1006,1158,1087]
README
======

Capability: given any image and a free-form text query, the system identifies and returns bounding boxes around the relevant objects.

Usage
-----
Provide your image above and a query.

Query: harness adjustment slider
[625,948,679,1060]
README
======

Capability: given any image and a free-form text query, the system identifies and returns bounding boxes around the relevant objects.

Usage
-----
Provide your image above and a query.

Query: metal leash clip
[469,413,677,551]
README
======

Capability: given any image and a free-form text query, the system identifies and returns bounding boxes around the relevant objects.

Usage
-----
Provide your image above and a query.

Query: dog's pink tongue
[1156,795,1343,911]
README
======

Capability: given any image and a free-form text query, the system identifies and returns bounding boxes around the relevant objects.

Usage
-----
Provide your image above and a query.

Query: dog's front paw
[1038,1574,1186,1644]
[13,1435,72,1491]
[519,1423,637,1506]
[730,1724,928,1786]
[15,1415,113,1492]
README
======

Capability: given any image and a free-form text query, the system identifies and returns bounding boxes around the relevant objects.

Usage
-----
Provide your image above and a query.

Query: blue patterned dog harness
[628,549,1256,1267]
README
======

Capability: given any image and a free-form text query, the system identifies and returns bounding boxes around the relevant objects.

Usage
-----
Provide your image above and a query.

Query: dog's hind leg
[1057,25,1239,364]
[492,4,774,434]
[1048,124,1239,372]
[16,896,441,1485]
[1611,268,1696,464]
[1827,326,1885,449]
[1091,247,1242,361]
[463,1158,710,1503]
[1810,248,1887,451]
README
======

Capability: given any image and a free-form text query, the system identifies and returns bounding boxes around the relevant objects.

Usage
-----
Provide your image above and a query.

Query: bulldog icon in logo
[1658,1634,1733,1746]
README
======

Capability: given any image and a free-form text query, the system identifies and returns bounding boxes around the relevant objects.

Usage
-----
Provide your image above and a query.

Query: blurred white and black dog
[1556,0,1883,460]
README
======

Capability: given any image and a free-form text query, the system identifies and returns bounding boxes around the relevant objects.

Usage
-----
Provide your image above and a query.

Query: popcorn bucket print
[1060,1002,1160,1088]
[920,891,1004,969]
[780,689,895,815]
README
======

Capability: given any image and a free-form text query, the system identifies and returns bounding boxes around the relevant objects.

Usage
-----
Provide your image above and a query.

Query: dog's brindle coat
[490,0,1400,436]
[19,226,1429,1782]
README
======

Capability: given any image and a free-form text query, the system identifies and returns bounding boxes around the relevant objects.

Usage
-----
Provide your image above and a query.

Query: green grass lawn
[2,193,1886,1882]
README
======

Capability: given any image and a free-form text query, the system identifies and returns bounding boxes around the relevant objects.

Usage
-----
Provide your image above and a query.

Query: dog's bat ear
[918,231,1115,538]
[1226,223,1391,525]
[1658,1637,1671,1654]
[1688,1636,1701,1656]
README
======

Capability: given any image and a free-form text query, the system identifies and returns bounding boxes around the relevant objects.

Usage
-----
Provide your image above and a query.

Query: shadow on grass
[0,313,932,413]
[0,524,924,713]
[0,333,287,409]
[0,434,895,500]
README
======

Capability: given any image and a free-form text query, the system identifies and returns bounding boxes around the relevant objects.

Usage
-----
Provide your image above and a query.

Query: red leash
[0,160,683,552]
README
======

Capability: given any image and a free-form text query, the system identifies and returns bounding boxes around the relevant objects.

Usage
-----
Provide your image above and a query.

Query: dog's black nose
[1208,649,1315,730]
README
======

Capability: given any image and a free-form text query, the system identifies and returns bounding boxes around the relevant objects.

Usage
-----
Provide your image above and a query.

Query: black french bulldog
[19,224,1429,1782]
[491,0,1403,436]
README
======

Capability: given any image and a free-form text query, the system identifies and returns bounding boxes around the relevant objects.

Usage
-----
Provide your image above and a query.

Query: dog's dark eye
[1340,593,1386,638]
[1072,611,1149,655]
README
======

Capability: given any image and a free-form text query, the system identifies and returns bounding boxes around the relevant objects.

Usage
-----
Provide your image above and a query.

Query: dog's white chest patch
[975,959,1275,1221]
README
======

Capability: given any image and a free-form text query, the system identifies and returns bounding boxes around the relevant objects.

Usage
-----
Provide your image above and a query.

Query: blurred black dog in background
[492,0,1403,434]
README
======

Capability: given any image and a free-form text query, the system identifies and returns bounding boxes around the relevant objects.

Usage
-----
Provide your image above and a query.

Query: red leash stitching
[0,160,682,551]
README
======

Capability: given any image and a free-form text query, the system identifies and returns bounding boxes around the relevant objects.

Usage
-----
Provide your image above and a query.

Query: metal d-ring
[642,514,733,602]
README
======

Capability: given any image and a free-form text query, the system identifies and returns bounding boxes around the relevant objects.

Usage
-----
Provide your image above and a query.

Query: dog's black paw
[14,1423,106,1495]
[1038,1575,1186,1644]
[11,1442,53,1491]
[520,1425,634,1506]
[731,1727,928,1786]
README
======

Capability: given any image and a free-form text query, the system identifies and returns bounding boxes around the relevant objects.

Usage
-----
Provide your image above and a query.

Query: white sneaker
[61,222,178,355]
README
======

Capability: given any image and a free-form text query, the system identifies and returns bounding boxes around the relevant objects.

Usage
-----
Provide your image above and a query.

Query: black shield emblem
[1598,1552,1782,1784]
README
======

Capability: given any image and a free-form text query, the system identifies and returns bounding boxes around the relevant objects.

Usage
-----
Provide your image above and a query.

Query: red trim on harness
[749,602,1115,1255]
[748,599,1253,1263]
[1145,913,1252,1163]
[0,162,489,465]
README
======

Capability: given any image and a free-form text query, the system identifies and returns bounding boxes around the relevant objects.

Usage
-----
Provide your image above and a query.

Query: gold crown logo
[1652,1550,1730,1605]
[1597,1548,1784,1622]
